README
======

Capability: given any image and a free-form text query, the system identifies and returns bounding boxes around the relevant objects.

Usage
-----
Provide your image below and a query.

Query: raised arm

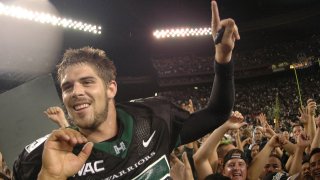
[297,99,317,144]
[234,129,243,151]
[311,114,320,151]
[44,106,70,128]
[289,132,310,175]
[180,0,240,144]
[193,111,245,180]
[306,99,317,143]
[247,134,284,180]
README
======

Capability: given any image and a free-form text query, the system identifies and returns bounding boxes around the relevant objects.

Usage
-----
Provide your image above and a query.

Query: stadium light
[153,27,211,39]
[0,2,101,35]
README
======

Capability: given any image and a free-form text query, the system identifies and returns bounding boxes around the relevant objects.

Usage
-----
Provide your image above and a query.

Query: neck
[80,102,118,143]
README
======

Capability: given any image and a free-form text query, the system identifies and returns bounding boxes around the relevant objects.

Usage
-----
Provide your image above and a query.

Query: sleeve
[12,135,48,180]
[179,59,234,144]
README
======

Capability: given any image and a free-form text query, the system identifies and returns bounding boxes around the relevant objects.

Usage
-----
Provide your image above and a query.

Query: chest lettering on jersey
[113,141,126,155]
[77,160,105,176]
[105,151,156,180]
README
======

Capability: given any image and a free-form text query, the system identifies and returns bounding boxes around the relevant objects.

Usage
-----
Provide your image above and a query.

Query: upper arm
[13,135,48,180]
[193,157,214,180]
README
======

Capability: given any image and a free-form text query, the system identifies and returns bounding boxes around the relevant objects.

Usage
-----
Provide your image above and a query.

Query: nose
[234,163,241,170]
[304,169,310,174]
[72,83,85,97]
[267,166,275,173]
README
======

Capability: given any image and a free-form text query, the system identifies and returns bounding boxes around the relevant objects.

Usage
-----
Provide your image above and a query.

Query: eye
[84,80,92,84]
[83,79,95,85]
[239,162,245,167]
[62,84,72,92]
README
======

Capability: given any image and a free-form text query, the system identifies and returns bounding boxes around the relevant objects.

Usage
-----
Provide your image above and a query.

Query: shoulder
[118,96,171,113]
[121,96,189,118]
[128,96,170,104]
[13,134,50,180]
[16,134,49,162]
[24,134,50,154]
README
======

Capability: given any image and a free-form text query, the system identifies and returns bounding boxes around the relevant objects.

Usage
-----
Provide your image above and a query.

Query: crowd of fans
[152,55,214,77]
[149,37,320,179]
[152,34,320,78]
[158,64,320,131]
[168,97,320,180]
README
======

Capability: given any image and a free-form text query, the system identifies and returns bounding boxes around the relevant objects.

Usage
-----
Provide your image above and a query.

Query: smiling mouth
[232,173,242,178]
[73,103,90,111]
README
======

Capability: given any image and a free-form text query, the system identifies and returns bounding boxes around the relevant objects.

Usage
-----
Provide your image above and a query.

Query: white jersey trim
[25,134,50,153]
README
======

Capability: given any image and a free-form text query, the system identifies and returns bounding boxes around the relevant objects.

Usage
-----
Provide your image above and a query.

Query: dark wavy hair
[57,46,117,85]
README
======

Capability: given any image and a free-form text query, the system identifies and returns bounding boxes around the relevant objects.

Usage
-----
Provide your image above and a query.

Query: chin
[231,177,244,180]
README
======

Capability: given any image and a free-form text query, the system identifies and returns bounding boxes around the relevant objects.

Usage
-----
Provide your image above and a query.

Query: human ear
[107,80,117,98]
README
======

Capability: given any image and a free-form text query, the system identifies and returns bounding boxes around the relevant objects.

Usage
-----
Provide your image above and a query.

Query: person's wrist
[266,140,276,149]
[296,145,306,152]
[222,122,232,131]
[215,50,232,64]
[38,169,66,180]
[301,121,308,125]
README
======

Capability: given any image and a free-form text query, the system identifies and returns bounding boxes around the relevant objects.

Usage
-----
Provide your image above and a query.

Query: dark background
[1,0,320,100]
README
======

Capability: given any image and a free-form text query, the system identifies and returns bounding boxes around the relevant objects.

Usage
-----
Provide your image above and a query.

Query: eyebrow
[80,76,96,81]
[61,76,96,88]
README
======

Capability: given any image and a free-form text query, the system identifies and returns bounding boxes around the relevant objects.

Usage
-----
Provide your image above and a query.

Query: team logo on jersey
[142,131,156,148]
[114,141,126,155]
[77,160,105,176]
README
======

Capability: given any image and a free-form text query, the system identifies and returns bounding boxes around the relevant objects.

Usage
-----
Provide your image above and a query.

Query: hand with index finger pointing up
[211,0,240,64]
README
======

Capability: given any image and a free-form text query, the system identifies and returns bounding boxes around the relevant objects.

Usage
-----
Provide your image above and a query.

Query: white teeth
[74,104,89,110]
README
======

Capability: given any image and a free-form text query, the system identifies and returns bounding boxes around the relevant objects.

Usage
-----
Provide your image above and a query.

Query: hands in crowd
[44,106,70,128]
[170,152,194,180]
[181,99,195,113]
[256,113,276,138]
[268,134,288,148]
[224,111,246,130]
[296,132,311,149]
[298,99,317,123]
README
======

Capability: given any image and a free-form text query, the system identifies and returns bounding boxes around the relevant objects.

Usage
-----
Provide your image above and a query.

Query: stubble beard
[69,99,109,130]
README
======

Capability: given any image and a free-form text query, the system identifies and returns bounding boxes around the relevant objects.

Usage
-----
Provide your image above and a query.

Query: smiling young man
[223,149,248,180]
[12,1,240,179]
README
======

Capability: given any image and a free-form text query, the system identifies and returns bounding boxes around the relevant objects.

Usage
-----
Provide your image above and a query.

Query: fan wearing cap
[222,149,248,180]
[193,111,246,180]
